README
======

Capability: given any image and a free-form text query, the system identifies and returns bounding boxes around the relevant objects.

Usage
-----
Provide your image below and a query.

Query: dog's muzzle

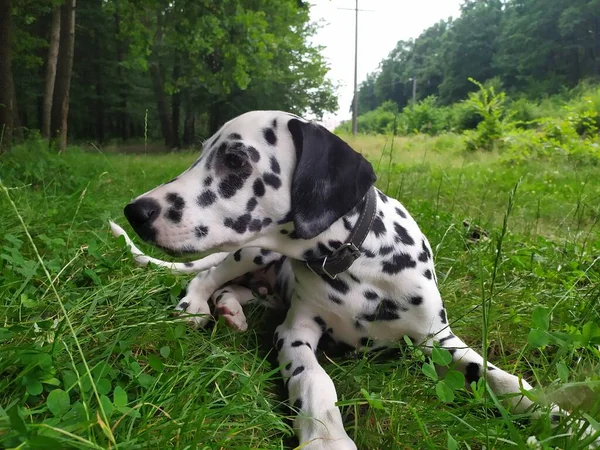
[124,198,161,243]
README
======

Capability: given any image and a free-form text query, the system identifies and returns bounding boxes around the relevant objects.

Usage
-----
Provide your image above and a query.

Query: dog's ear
[287,119,377,239]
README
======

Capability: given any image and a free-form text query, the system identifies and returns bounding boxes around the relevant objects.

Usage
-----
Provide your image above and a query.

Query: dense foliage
[355,0,600,115]
[1,0,337,148]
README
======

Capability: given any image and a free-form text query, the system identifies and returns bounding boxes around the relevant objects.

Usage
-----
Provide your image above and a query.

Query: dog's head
[123,111,376,255]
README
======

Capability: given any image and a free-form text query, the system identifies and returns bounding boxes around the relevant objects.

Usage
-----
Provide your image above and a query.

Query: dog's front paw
[174,297,212,328]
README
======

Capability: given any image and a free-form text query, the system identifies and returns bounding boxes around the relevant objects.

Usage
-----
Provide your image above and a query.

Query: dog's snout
[124,198,161,242]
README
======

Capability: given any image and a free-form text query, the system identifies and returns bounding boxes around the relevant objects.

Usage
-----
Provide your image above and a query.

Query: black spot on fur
[224,214,252,234]
[382,253,417,274]
[372,216,386,237]
[439,309,447,324]
[377,190,388,203]
[228,133,242,140]
[314,316,327,333]
[234,249,242,261]
[394,223,415,245]
[328,294,343,305]
[253,256,263,265]
[260,249,271,255]
[280,229,289,235]
[360,337,375,347]
[272,118,278,128]
[395,207,407,219]
[291,341,304,347]
[197,190,217,207]
[418,239,432,262]
[423,269,433,280]
[166,193,185,209]
[184,262,194,267]
[263,173,282,189]
[203,176,213,187]
[362,248,376,258]
[328,240,342,249]
[194,225,209,238]
[343,218,353,231]
[166,208,182,223]
[262,218,272,227]
[465,362,480,385]
[219,174,249,199]
[317,242,330,255]
[285,362,292,370]
[276,338,284,351]
[270,156,281,174]
[364,290,378,300]
[380,245,394,256]
[249,219,263,232]
[246,197,258,212]
[263,127,277,145]
[409,296,423,305]
[362,298,401,322]
[320,274,350,294]
[348,272,360,283]
[178,301,189,310]
[354,320,364,330]
[303,249,316,260]
[247,146,260,163]
[438,334,455,345]
[293,398,303,411]
[253,178,266,197]
[292,365,305,377]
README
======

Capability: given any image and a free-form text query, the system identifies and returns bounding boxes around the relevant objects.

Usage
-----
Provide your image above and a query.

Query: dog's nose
[124,198,161,242]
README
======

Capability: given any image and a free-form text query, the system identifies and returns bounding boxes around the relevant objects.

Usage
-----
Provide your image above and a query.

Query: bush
[401,96,450,135]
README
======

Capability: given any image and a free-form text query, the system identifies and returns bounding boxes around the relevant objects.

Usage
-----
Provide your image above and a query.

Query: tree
[51,0,76,151]
[0,0,15,147]
[42,5,60,139]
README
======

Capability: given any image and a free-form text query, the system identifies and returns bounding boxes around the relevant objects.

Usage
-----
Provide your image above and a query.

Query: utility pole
[338,1,373,136]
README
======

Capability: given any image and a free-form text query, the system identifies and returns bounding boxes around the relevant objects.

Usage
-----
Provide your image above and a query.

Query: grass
[1,135,599,449]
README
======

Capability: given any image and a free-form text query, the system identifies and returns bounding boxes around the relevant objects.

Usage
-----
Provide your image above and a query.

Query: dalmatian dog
[111,111,599,449]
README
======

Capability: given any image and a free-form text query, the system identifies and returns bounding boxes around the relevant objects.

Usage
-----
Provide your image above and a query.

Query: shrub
[401,96,450,136]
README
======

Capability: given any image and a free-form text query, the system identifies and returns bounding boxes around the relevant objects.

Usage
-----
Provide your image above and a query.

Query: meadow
[1,132,599,449]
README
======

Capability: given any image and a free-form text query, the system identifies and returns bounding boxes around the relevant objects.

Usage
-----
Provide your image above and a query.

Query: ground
[0,133,599,449]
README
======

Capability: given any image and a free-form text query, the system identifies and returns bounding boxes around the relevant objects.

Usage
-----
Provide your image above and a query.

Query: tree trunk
[0,0,14,149]
[51,0,76,151]
[149,62,174,147]
[114,9,131,141]
[182,94,195,147]
[42,6,61,139]
[170,59,181,148]
[93,10,104,142]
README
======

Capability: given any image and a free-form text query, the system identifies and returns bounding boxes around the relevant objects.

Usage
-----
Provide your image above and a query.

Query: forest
[354,0,600,115]
[0,0,337,150]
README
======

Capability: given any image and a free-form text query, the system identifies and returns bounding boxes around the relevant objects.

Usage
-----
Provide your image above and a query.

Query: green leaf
[8,405,27,435]
[532,306,550,331]
[113,386,127,408]
[100,395,114,417]
[556,362,569,382]
[137,373,155,389]
[173,324,185,339]
[97,378,111,395]
[432,346,453,366]
[26,379,43,396]
[528,329,549,347]
[47,389,70,417]
[422,362,438,381]
[147,354,164,373]
[160,346,171,359]
[436,380,455,403]
[444,370,465,390]
[447,431,458,450]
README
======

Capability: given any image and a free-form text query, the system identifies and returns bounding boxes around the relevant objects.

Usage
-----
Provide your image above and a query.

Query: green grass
[1,135,599,449]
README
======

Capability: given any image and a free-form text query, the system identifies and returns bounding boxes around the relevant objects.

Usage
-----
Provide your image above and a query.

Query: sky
[309,0,463,129]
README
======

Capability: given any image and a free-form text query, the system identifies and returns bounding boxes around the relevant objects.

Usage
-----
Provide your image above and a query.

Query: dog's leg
[431,331,599,444]
[275,305,357,450]
[176,248,279,327]
[211,285,254,332]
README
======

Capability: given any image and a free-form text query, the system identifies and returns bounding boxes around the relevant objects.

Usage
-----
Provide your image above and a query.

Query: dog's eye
[225,153,246,169]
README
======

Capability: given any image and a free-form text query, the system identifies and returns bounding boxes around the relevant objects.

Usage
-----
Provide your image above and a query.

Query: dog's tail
[108,221,228,274]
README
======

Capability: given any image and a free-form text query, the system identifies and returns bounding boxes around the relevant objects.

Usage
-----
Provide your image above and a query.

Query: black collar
[304,187,377,279]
